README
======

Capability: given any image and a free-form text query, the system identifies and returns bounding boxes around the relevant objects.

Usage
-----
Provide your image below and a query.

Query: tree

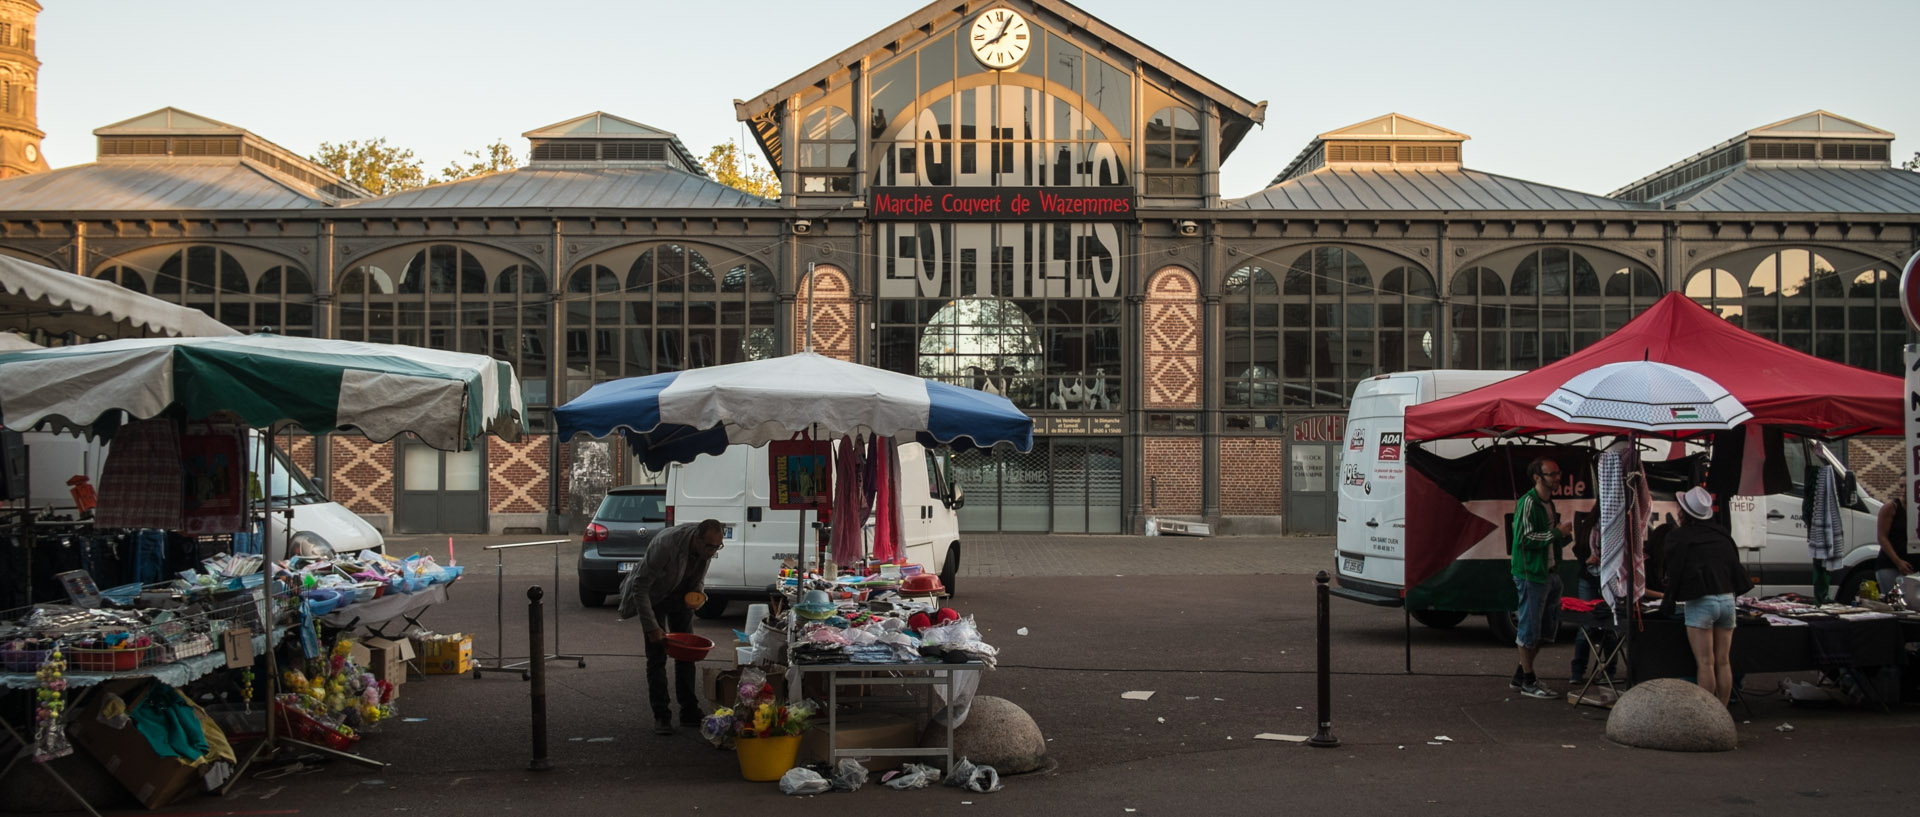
[702,140,780,198]
[1905,151,1919,171]
[437,139,519,183]
[311,138,427,196]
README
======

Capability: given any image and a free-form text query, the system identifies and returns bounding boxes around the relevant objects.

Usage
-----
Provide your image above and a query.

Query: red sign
[1900,250,1920,333]
[1377,432,1404,462]
[1292,415,1346,442]
[869,186,1135,222]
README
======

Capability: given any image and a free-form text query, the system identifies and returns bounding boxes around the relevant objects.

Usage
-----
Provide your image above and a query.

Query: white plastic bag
[881,763,943,790]
[779,767,831,795]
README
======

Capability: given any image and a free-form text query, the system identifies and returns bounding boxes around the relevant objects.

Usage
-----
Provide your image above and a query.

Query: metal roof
[343,167,776,210]
[1666,165,1920,214]
[0,159,335,211]
[1233,167,1643,212]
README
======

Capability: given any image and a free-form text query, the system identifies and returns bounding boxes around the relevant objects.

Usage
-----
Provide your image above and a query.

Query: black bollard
[528,585,550,770]
[1309,571,1340,748]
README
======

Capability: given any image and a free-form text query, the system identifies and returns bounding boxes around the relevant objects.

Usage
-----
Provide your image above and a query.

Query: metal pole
[550,539,584,667]
[527,585,550,771]
[1309,570,1340,748]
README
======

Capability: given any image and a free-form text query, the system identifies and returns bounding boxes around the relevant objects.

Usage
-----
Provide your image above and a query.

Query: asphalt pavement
[15,532,1920,815]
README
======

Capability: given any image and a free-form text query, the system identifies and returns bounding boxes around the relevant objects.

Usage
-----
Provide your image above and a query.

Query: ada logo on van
[1377,432,1404,462]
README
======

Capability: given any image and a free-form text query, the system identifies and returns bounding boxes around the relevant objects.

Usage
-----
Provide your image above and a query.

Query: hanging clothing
[95,417,184,530]
[1597,451,1626,606]
[831,436,863,565]
[871,437,898,563]
[1806,466,1845,570]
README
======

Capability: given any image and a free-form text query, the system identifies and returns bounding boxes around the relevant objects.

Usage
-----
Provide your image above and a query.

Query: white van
[664,441,963,614]
[1333,370,1885,641]
[21,430,384,562]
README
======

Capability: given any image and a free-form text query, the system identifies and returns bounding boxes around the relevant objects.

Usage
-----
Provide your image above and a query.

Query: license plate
[1340,556,1364,575]
[618,562,637,573]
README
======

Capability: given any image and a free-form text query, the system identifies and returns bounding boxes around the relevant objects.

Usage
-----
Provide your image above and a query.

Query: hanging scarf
[1807,466,1845,569]
[831,436,863,565]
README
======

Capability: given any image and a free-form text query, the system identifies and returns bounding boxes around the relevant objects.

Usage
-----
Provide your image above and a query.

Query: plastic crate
[67,646,151,672]
[0,648,49,672]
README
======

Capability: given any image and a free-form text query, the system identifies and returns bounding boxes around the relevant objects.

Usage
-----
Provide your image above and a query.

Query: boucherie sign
[868,186,1136,222]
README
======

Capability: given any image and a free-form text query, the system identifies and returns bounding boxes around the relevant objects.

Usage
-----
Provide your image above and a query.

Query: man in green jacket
[1511,457,1571,699]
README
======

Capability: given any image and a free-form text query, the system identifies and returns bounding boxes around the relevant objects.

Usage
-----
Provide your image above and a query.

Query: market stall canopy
[0,253,239,340]
[1405,292,1901,441]
[0,334,524,451]
[554,351,1035,469]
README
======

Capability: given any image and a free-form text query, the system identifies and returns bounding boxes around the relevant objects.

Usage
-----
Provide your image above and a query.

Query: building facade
[1,0,1916,537]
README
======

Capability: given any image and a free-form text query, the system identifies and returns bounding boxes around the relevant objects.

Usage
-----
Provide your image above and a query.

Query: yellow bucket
[735,734,802,782]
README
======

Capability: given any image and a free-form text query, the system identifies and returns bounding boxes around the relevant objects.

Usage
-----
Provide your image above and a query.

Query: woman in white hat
[1660,486,1750,706]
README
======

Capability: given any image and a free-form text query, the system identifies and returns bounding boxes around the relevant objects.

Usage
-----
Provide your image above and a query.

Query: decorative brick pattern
[796,265,856,362]
[1145,267,1200,408]
[1221,438,1284,515]
[1850,437,1901,502]
[329,436,394,515]
[1143,437,1202,514]
[488,437,551,514]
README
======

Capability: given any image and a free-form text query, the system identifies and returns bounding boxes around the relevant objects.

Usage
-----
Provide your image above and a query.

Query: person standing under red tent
[1874,485,1912,599]
[1661,486,1748,707]
[1510,456,1572,700]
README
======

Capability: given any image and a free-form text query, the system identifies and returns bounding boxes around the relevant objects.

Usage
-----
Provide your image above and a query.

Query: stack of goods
[778,581,998,668]
[0,592,260,675]
[275,551,464,617]
[1740,594,1899,625]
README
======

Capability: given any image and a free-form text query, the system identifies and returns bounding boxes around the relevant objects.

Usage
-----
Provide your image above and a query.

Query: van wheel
[1411,610,1468,629]
[579,587,607,608]
[694,597,730,619]
[939,546,960,598]
[1486,612,1517,645]
[1835,566,1876,604]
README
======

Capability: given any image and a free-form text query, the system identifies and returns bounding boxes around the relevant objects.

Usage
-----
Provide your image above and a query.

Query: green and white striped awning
[0,334,524,451]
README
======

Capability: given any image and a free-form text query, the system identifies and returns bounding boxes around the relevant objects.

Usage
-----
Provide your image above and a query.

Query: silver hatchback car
[575,486,667,607]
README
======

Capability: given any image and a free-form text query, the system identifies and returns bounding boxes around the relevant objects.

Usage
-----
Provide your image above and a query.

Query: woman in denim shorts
[1661,487,1750,706]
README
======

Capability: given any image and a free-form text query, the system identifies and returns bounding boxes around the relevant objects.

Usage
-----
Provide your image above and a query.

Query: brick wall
[1221,438,1284,515]
[796,265,855,361]
[1145,266,1200,408]
[1850,436,1902,502]
[489,436,552,514]
[328,436,394,515]
[1143,437,1201,514]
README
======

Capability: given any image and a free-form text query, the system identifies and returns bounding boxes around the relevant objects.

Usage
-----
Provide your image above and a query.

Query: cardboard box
[415,634,472,675]
[66,679,202,810]
[363,636,416,684]
[798,711,921,771]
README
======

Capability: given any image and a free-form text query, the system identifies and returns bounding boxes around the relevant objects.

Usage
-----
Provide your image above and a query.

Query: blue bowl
[301,588,346,615]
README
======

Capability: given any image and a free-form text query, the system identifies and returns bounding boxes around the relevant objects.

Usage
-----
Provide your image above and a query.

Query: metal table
[790,658,985,772]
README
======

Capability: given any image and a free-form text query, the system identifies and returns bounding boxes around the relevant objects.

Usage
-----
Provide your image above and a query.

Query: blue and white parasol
[554,351,1034,468]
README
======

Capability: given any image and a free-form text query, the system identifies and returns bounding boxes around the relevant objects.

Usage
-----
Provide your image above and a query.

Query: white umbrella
[1536,360,1752,434]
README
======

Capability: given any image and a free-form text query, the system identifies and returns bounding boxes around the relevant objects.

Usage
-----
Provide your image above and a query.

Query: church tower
[0,0,47,178]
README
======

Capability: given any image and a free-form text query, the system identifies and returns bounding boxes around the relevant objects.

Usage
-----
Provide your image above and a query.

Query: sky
[33,0,1920,199]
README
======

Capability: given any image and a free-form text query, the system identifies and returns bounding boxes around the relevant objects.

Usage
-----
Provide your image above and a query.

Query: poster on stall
[769,439,833,510]
[181,430,245,534]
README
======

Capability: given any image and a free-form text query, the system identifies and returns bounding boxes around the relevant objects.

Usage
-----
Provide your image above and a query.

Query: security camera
[792,219,812,234]
[1176,220,1199,237]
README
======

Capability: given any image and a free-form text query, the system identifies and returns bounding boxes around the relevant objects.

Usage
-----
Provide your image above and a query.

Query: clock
[969,8,1031,70]
[23,143,35,163]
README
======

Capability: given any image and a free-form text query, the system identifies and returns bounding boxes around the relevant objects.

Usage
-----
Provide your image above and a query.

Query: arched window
[1686,247,1897,372]
[334,244,550,413]
[562,244,777,400]
[254,266,314,335]
[1224,246,1430,410]
[93,265,147,294]
[1486,247,1659,369]
[1449,266,1507,369]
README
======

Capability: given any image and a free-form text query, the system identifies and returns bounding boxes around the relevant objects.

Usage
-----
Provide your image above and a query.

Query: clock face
[23,143,35,163]
[970,8,1030,70]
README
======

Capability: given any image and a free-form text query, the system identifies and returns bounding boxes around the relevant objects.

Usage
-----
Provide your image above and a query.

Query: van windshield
[247,442,327,506]
[597,492,666,523]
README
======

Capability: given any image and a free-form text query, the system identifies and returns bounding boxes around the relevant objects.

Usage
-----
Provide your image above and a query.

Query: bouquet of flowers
[700,667,815,748]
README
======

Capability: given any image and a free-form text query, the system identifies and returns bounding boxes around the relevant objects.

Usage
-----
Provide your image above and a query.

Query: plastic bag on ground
[881,762,943,790]
[779,767,831,795]
[944,757,1005,792]
[831,758,868,791]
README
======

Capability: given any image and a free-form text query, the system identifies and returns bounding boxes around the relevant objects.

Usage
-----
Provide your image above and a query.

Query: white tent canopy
[0,253,239,340]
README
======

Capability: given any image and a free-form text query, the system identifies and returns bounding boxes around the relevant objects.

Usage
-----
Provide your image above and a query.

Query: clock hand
[987,15,1012,45]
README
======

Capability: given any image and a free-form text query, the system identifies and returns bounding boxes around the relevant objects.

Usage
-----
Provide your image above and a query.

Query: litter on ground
[1121,691,1155,701]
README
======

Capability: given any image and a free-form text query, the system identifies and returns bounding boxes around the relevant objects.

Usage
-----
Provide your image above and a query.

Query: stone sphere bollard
[921,695,1049,773]
[1605,678,1737,752]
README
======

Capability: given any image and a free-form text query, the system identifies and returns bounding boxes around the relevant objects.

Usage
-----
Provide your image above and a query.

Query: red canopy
[1405,292,1903,441]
